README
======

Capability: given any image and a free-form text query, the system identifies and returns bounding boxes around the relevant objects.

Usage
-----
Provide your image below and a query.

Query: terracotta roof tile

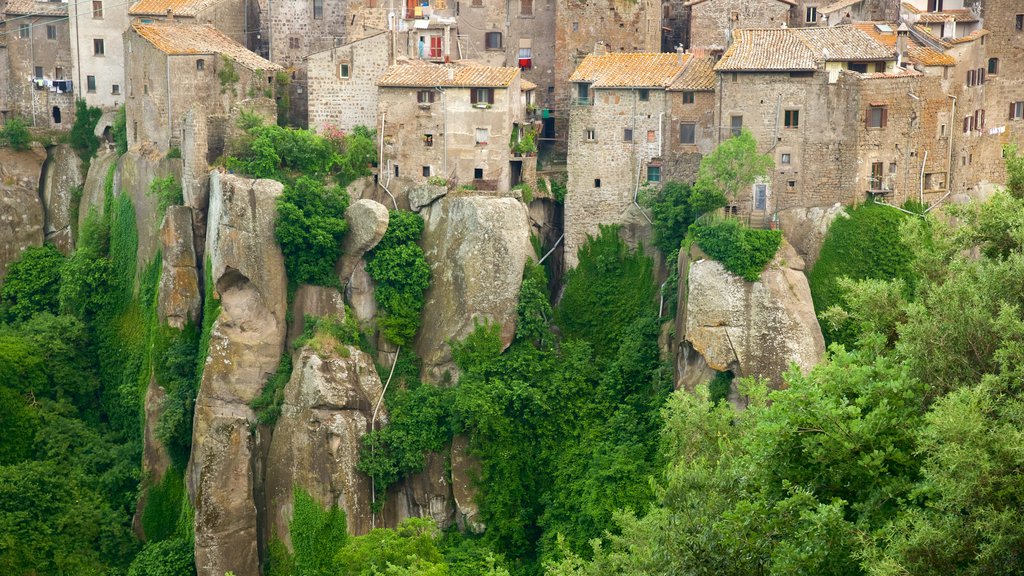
[852,22,955,66]
[132,22,281,71]
[569,53,688,88]
[916,9,978,23]
[684,0,793,6]
[821,0,863,14]
[521,79,537,91]
[129,0,225,17]
[377,61,520,87]
[715,26,894,72]
[911,23,988,47]
[669,56,715,91]
[3,0,67,16]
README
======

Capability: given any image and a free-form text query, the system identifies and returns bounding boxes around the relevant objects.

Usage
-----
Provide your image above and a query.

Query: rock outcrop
[346,260,378,329]
[416,196,532,381]
[158,206,201,329]
[40,144,83,253]
[77,150,119,229]
[336,199,389,285]
[676,240,825,396]
[287,285,346,349]
[408,184,447,213]
[189,173,287,576]
[383,451,455,531]
[777,204,846,269]
[265,343,385,544]
[450,435,484,533]
[0,147,46,280]
[118,150,182,275]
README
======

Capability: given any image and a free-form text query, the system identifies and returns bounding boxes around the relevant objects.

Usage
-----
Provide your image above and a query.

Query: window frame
[638,89,650,102]
[781,152,791,165]
[805,6,817,23]
[485,31,503,50]
[866,105,887,129]
[647,165,661,183]
[92,0,103,18]
[86,75,97,93]
[475,127,489,145]
[19,23,30,38]
[586,128,596,141]
[623,127,633,142]
[417,90,435,104]
[313,0,324,19]
[784,109,800,129]
[1011,101,1024,120]
[988,58,999,75]
[338,62,350,79]
[46,25,57,40]
[682,91,695,104]
[94,38,105,56]
[679,122,696,145]
[730,115,743,137]
[520,0,533,16]
[470,87,495,106]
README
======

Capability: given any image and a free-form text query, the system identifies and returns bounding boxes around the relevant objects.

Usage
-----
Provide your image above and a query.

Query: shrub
[0,118,32,151]
[365,211,431,346]
[1,245,66,322]
[690,218,781,282]
[291,488,348,576]
[274,176,349,287]
[708,370,733,405]
[111,106,128,154]
[147,175,183,217]
[166,147,181,159]
[513,182,533,204]
[218,55,239,89]
[642,180,708,256]
[127,538,195,576]
[69,99,103,163]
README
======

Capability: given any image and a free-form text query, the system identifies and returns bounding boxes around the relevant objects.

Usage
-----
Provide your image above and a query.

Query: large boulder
[77,150,119,229]
[677,240,824,395]
[189,172,287,576]
[264,343,385,544]
[0,147,46,281]
[336,199,389,285]
[40,144,83,253]
[415,196,532,382]
[382,451,455,531]
[345,260,378,329]
[117,149,182,276]
[777,204,846,269]
[408,184,447,212]
[450,435,484,533]
[158,206,201,329]
[287,284,346,349]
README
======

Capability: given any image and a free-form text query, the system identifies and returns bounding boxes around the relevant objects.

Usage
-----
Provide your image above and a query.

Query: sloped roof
[378,61,520,87]
[715,26,894,71]
[684,0,793,6]
[129,0,226,17]
[902,2,979,22]
[132,22,281,71]
[521,79,537,91]
[3,0,67,16]
[570,53,689,88]
[821,0,864,13]
[853,22,955,66]
[669,56,716,91]
[912,23,988,47]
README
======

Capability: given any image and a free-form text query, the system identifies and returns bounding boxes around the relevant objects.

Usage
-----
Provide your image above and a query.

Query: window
[754,184,767,210]
[870,162,884,190]
[967,69,975,86]
[394,164,400,177]
[866,105,887,128]
[417,90,435,104]
[429,36,442,58]
[485,32,502,50]
[471,88,494,105]
[963,115,972,132]
[781,153,791,165]
[46,25,56,40]
[594,179,601,188]
[196,59,205,71]
[889,162,897,174]
[111,84,120,95]
[475,128,489,145]
[92,0,103,18]
[1010,101,1024,120]
[94,38,105,55]
[647,165,661,182]
[1017,14,1024,31]
[989,58,999,74]
[679,122,695,144]
[647,130,655,143]
[472,0,482,5]
[424,134,433,146]
[787,180,796,189]
[572,21,579,32]
[638,89,649,101]
[87,75,96,92]
[35,66,43,79]
[576,82,591,104]
[586,128,596,141]
[19,24,29,38]
[805,6,817,23]
[289,37,300,49]
[682,91,694,104]
[423,166,431,177]
[474,168,484,179]
[338,63,350,79]
[784,109,799,129]
[623,128,633,142]
[520,0,532,16]
[927,0,944,11]
[313,0,323,19]
[518,47,532,70]
[730,116,743,137]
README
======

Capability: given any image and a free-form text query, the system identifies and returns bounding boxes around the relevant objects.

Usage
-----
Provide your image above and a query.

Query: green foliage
[275,71,292,127]
[366,210,431,346]
[141,470,186,543]
[513,182,533,204]
[166,147,181,159]
[690,217,782,282]
[274,176,349,287]
[694,128,773,204]
[226,122,375,186]
[0,118,32,151]
[148,175,184,217]
[515,261,552,347]
[556,225,656,357]
[70,99,103,163]
[549,175,567,204]
[218,55,240,88]
[289,488,349,576]
[809,201,917,345]
[154,323,200,469]
[511,126,537,155]
[127,538,195,576]
[642,180,713,256]
[708,370,732,405]
[334,517,447,575]
[251,352,293,426]
[112,106,128,155]
[1004,143,1024,199]
[1,244,66,322]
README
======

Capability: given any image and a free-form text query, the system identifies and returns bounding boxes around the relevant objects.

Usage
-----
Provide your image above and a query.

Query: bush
[274,176,349,287]
[642,180,708,256]
[708,370,733,405]
[291,488,348,576]
[0,118,32,151]
[127,538,195,576]
[69,99,103,163]
[1,245,66,322]
[111,106,128,154]
[148,175,183,217]
[365,211,431,346]
[690,218,781,282]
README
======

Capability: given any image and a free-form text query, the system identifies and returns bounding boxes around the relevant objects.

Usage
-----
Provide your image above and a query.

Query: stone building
[128,0,257,47]
[563,52,691,268]
[665,54,716,182]
[306,30,390,133]
[813,0,900,26]
[124,21,281,152]
[70,0,130,110]
[376,60,536,197]
[685,0,793,52]
[0,0,75,129]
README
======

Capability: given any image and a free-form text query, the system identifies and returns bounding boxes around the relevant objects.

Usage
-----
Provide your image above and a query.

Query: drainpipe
[919,150,927,205]
[73,3,82,102]
[437,86,448,176]
[946,94,956,195]
[166,55,173,147]
[658,111,664,157]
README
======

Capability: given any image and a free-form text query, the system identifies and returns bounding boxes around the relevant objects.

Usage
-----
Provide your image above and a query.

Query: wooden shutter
[1011,102,1016,120]
[963,116,969,132]
[471,89,479,104]
[881,106,888,128]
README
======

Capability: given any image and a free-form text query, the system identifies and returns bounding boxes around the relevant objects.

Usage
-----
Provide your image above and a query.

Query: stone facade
[307,31,390,133]
[975,0,1024,195]
[687,0,792,52]
[69,0,130,110]
[129,0,254,47]
[1,2,75,129]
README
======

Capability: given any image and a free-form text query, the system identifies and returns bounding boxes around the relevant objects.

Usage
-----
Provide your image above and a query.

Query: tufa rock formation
[415,196,532,382]
[158,206,201,329]
[336,198,389,286]
[777,204,846,269]
[189,172,287,576]
[408,184,447,213]
[287,284,346,349]
[0,146,46,280]
[40,144,84,253]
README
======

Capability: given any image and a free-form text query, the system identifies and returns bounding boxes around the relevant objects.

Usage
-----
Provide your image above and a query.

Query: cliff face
[0,146,46,280]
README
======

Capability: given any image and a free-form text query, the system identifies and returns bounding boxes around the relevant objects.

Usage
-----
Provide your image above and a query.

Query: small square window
[87,75,96,92]
[46,25,56,40]
[586,128,596,141]
[394,164,400,177]
[94,38,105,55]
[475,128,489,145]
[784,109,799,129]
[594,178,601,188]
[485,32,503,50]
[474,168,484,179]
[197,59,205,71]
[638,89,649,101]
[806,6,817,23]
[424,133,434,147]
[679,122,695,144]
[35,66,44,79]
[988,58,999,74]
[647,130,655,143]
[787,180,796,189]
[289,37,301,49]
[647,165,661,182]
[866,106,887,128]
[423,166,431,177]
[19,24,29,39]
[339,63,350,79]
[682,91,694,104]
[781,153,791,165]
[92,0,103,18]
[417,90,435,103]
[623,128,633,142]
[1017,14,1024,31]
[520,0,532,16]
[111,84,120,95]
[572,21,579,32]
[1011,102,1024,120]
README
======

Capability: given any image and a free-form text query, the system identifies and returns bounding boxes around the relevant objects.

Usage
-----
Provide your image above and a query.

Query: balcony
[571,96,593,106]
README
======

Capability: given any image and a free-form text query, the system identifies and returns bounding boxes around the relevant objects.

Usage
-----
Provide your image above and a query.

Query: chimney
[676,44,685,66]
[166,8,173,20]
[447,66,454,82]
[896,22,909,64]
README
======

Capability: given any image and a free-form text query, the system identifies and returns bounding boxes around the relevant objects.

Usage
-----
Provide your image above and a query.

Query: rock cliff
[40,144,83,253]
[0,147,46,280]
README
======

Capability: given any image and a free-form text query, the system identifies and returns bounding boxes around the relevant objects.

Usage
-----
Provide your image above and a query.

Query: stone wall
[689,0,791,51]
[69,0,129,110]
[665,84,716,183]
[3,16,75,129]
[977,0,1024,194]
[308,31,390,133]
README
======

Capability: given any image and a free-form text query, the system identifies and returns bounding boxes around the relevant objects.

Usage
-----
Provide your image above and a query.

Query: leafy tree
[693,128,773,206]
[366,211,431,346]
[1003,143,1024,199]
[127,538,195,576]
[334,517,447,575]
[275,176,350,287]
[148,175,183,217]
[643,180,702,256]
[690,217,782,281]
[0,118,31,151]
[70,99,103,163]
[112,106,128,155]
[1,244,66,322]
[291,488,348,576]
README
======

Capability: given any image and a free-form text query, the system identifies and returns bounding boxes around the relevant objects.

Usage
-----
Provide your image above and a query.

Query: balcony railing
[571,96,593,106]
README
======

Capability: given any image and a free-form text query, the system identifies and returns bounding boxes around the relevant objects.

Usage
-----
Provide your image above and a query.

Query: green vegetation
[365,210,431,346]
[643,180,715,257]
[218,55,240,89]
[693,128,774,206]
[70,99,103,164]
[510,126,538,156]
[1004,143,1024,198]
[275,71,292,127]
[690,217,782,281]
[275,177,350,287]
[166,147,182,159]
[1,245,66,322]
[112,106,128,155]
[513,182,533,203]
[148,175,184,217]
[0,118,32,151]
